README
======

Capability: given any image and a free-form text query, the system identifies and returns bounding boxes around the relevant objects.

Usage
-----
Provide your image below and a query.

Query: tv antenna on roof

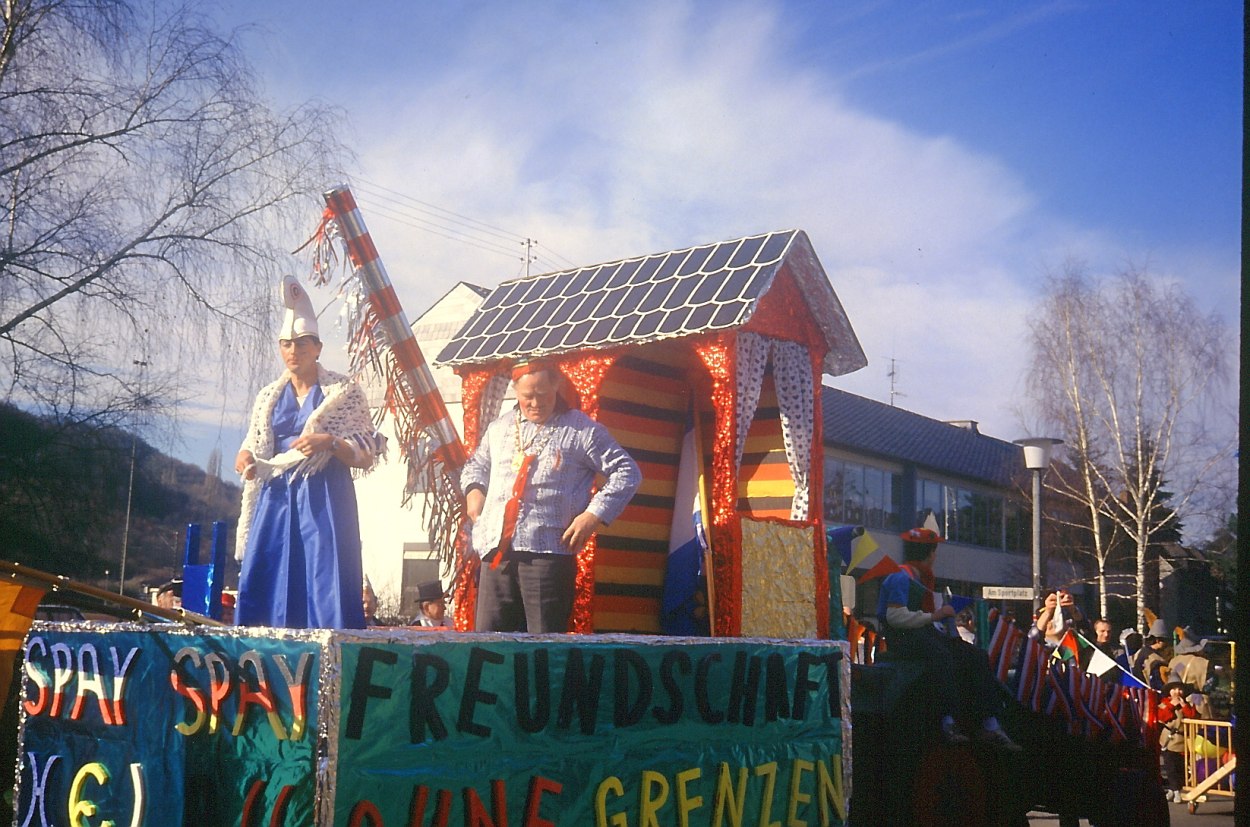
[888,358,905,406]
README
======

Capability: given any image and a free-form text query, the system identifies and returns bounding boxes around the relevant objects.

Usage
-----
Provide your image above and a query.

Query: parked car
[33,604,86,623]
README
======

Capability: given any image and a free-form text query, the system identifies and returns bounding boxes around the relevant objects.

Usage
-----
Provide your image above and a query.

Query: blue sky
[193,1,1240,480]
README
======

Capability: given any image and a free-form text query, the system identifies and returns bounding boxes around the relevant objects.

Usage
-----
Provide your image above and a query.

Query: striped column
[322,185,466,469]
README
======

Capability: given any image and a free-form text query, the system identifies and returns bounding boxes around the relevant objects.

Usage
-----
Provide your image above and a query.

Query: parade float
[11,188,1170,826]
[11,189,862,827]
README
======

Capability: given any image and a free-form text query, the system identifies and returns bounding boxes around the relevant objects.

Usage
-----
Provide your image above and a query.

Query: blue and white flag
[661,415,709,636]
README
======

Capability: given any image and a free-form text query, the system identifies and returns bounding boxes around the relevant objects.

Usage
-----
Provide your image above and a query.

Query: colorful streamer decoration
[310,185,467,561]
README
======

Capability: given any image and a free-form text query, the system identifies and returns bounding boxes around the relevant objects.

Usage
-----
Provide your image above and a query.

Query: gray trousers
[475,550,576,633]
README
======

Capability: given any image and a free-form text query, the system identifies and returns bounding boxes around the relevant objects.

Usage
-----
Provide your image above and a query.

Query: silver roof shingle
[435,230,866,376]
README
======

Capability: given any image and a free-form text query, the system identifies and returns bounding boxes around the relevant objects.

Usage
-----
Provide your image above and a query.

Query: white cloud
[192,0,1234,470]
[317,3,1063,444]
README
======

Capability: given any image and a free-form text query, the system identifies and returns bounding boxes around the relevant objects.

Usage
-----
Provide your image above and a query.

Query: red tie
[492,454,536,570]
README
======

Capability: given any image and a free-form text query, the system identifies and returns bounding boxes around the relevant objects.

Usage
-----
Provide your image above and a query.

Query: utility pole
[522,238,537,277]
[119,359,148,595]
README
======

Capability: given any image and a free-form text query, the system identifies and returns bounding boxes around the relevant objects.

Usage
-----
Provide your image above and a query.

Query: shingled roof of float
[435,229,866,377]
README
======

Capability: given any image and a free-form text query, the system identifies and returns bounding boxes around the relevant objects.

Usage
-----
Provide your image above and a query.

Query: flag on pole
[985,611,1010,661]
[1016,638,1049,711]
[1052,628,1083,662]
[1101,686,1128,742]
[661,413,710,636]
[311,186,467,560]
[1124,685,1158,730]
[0,581,45,704]
[1046,664,1081,735]
[1086,645,1122,680]
[986,615,1024,684]
[1068,666,1104,736]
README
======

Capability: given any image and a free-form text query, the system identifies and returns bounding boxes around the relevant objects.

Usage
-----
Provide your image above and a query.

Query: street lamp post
[1015,437,1064,615]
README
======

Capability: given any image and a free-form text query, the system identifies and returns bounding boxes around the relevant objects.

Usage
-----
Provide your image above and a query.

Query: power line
[357,199,523,262]
[354,179,524,246]
[351,178,578,275]
[542,248,578,268]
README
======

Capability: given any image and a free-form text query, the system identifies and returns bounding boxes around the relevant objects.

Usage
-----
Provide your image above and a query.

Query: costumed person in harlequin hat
[462,359,640,633]
[876,527,1021,750]
[234,276,383,629]
[412,580,449,628]
[1168,625,1212,698]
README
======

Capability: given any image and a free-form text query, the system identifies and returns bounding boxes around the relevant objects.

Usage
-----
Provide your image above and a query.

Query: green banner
[335,637,846,826]
[15,628,847,826]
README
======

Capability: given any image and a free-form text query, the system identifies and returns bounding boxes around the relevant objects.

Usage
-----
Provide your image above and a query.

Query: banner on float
[15,626,849,827]
[334,636,849,825]
[16,625,323,826]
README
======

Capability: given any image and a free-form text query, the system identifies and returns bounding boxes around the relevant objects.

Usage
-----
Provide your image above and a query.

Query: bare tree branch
[1,0,349,434]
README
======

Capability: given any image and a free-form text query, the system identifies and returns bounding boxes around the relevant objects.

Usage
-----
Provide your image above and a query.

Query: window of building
[915,477,1021,552]
[824,458,898,530]
[1004,500,1027,553]
[918,478,945,531]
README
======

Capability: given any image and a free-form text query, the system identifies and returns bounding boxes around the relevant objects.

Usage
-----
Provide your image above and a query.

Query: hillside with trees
[0,403,241,597]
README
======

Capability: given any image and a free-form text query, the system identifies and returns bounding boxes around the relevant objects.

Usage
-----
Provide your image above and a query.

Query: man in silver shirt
[463,360,640,633]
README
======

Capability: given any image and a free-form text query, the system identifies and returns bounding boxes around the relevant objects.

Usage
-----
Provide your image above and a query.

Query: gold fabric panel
[739,517,816,638]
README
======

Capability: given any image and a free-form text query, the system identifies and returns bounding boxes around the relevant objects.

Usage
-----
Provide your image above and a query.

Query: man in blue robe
[234,277,382,629]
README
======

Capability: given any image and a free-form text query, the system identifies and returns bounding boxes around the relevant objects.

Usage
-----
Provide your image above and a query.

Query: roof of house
[435,229,866,376]
[821,386,1023,487]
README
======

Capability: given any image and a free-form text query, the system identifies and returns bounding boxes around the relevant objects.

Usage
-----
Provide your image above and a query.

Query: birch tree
[1027,262,1233,627]
[1,0,347,434]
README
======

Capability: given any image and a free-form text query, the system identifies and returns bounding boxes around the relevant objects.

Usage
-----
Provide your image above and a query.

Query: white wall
[353,284,504,609]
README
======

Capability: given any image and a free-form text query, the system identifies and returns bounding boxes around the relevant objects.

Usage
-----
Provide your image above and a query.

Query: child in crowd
[1157,680,1198,803]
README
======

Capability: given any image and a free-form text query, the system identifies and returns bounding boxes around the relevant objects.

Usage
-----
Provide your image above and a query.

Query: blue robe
[237,384,366,629]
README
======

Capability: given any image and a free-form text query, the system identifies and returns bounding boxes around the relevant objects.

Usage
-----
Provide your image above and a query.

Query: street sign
[982,586,1035,601]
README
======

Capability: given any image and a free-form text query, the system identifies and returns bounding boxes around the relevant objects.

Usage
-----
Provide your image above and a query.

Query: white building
[353,282,496,620]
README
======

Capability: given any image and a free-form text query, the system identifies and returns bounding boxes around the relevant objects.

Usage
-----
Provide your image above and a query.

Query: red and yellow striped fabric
[737,377,795,519]
[591,345,690,632]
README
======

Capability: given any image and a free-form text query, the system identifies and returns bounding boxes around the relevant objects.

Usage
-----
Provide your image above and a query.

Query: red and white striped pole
[322,185,467,471]
[318,186,467,566]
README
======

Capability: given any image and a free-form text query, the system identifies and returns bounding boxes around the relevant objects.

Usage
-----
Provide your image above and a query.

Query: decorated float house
[14,229,865,827]
[434,229,867,638]
[16,222,1159,827]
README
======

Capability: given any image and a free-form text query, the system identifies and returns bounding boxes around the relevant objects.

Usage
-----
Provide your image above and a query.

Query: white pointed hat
[278,275,318,340]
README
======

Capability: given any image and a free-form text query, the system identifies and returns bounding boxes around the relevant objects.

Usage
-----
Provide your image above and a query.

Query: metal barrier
[1180,717,1235,814]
